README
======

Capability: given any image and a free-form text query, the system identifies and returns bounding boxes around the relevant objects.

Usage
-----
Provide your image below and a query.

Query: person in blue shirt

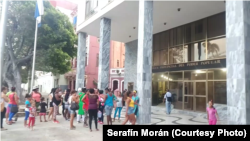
[103,88,115,125]
[132,90,139,118]
[24,94,32,127]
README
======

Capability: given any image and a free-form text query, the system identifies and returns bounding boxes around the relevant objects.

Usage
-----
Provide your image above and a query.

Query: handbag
[1,102,4,112]
[70,101,79,110]
[10,94,18,113]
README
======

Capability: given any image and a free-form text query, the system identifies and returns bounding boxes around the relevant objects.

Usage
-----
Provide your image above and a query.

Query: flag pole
[30,20,38,93]
[0,0,9,86]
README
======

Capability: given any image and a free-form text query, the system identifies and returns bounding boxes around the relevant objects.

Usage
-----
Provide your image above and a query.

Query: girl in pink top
[207,100,219,125]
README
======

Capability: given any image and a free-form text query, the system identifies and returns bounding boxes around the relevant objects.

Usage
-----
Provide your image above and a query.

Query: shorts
[65,104,69,110]
[50,102,53,107]
[104,105,113,116]
[25,111,29,120]
[209,120,217,125]
[127,107,134,115]
[70,109,76,114]
[39,113,46,116]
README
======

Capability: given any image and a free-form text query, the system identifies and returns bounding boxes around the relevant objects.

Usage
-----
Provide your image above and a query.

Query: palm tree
[202,42,220,58]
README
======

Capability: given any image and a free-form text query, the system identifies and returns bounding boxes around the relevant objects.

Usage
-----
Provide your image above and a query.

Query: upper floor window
[85,0,98,18]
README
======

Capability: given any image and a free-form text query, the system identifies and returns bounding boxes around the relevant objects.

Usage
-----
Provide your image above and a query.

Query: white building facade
[75,0,250,125]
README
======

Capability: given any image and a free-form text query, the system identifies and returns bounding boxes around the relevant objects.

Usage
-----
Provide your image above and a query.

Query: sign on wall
[152,59,226,73]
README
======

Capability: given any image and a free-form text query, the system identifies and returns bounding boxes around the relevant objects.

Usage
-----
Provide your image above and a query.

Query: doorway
[183,81,206,112]
[112,80,118,91]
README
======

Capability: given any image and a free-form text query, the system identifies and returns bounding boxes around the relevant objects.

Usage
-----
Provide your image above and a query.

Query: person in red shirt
[82,89,89,127]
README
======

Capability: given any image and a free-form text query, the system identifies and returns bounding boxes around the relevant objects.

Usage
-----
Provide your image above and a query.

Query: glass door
[194,81,207,112]
[183,82,194,111]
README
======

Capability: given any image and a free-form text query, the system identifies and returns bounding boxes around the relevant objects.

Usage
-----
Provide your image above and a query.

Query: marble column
[226,1,250,124]
[124,40,138,90]
[137,0,153,124]
[76,32,87,90]
[98,18,111,91]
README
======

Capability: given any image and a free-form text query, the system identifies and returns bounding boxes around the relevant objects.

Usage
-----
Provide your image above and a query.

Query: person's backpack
[167,97,172,102]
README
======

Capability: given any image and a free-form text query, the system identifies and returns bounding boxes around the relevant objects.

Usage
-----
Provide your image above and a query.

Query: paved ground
[1,107,224,141]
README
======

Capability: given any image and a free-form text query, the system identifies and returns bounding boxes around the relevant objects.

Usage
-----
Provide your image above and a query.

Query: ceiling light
[177,8,181,12]
[164,23,167,25]
[195,74,197,76]
[221,68,226,72]
[129,36,131,38]
[161,75,163,77]
[133,27,136,29]
[196,70,201,73]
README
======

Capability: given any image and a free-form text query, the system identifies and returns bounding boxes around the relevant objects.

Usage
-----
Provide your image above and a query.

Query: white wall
[76,0,86,29]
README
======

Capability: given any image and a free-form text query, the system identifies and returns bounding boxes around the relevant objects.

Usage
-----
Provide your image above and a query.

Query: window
[96,54,99,67]
[183,41,206,62]
[160,32,166,49]
[117,60,119,67]
[154,34,160,50]
[207,38,226,59]
[153,51,160,66]
[169,46,183,64]
[159,49,168,65]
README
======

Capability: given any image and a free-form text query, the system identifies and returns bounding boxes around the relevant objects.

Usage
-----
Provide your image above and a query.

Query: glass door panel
[184,82,194,95]
[195,82,206,95]
[184,96,194,110]
[195,97,206,112]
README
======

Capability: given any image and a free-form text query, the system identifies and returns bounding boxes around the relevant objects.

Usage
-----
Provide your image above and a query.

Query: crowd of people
[0,86,141,131]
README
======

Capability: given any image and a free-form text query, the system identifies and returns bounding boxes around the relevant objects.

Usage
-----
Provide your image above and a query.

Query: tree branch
[16,36,25,56]
[16,54,33,65]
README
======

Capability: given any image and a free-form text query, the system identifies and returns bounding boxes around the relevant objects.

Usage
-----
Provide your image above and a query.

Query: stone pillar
[124,40,138,90]
[226,1,250,124]
[76,32,87,90]
[98,18,111,91]
[137,0,153,124]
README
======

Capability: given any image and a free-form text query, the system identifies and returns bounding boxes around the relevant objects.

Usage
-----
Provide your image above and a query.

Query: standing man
[132,90,139,118]
[103,88,114,125]
[164,89,172,114]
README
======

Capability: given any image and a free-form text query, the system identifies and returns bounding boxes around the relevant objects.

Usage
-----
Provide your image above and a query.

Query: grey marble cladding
[98,18,111,91]
[226,1,250,124]
[75,32,87,90]
[124,40,138,91]
[137,0,153,124]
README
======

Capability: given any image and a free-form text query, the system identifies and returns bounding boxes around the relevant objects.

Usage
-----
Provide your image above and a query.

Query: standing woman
[52,88,62,123]
[87,88,99,132]
[113,91,123,122]
[77,88,85,123]
[122,91,138,125]
[48,88,55,120]
[64,89,71,120]
[69,90,79,129]
[7,87,19,125]
[98,90,105,124]
[31,87,42,110]
[1,87,8,130]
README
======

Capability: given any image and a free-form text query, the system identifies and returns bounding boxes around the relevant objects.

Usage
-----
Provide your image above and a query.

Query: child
[24,94,32,127]
[39,97,47,122]
[207,100,219,125]
[28,102,36,130]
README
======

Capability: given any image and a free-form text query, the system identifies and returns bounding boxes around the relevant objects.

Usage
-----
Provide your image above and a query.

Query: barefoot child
[24,94,31,127]
[39,97,47,122]
[28,103,36,130]
[207,100,219,125]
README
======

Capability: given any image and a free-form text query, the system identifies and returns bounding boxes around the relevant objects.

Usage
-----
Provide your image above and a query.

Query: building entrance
[183,81,206,112]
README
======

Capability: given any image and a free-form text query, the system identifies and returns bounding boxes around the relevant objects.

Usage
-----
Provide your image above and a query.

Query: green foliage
[5,1,77,76]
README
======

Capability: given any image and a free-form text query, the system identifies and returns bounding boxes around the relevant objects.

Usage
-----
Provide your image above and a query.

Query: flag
[34,0,44,27]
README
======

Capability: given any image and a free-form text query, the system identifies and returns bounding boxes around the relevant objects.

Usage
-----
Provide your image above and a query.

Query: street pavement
[1,107,225,141]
